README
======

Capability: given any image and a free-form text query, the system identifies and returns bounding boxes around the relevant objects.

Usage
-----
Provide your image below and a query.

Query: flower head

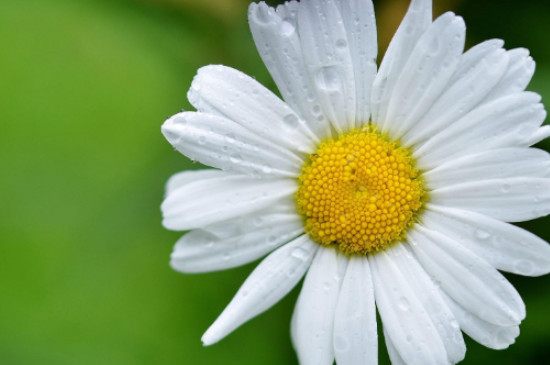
[161,0,550,363]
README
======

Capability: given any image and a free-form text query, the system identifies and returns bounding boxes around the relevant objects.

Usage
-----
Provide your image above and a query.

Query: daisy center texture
[296,127,425,255]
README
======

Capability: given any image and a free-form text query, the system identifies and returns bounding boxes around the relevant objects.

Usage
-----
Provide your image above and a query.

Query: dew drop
[198,136,206,145]
[253,217,264,227]
[286,267,297,278]
[291,247,309,261]
[333,335,350,352]
[335,38,347,49]
[280,20,295,36]
[501,183,511,193]
[315,66,341,91]
[398,297,410,312]
[475,229,490,240]
[224,133,236,144]
[283,114,299,128]
[230,153,242,164]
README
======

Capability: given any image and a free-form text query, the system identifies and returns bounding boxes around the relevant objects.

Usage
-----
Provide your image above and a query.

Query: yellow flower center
[296,127,426,255]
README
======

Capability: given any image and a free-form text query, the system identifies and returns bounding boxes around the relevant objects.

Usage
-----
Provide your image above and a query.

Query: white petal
[430,177,550,222]
[291,247,347,365]
[187,65,317,154]
[425,147,550,189]
[384,328,407,365]
[297,0,356,133]
[165,169,223,196]
[452,39,504,74]
[385,244,465,363]
[275,0,298,16]
[408,226,526,326]
[170,212,304,273]
[401,245,466,363]
[162,112,303,178]
[162,173,296,230]
[248,2,330,138]
[370,245,448,365]
[403,42,508,147]
[415,92,546,169]
[370,0,432,128]
[525,125,550,146]
[202,202,296,238]
[337,0,377,126]
[333,257,377,365]
[201,235,318,345]
[483,48,536,103]
[383,12,466,139]
[423,206,550,276]
[442,291,520,350]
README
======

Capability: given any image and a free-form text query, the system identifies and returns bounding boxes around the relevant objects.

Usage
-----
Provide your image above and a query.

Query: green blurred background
[1,0,549,364]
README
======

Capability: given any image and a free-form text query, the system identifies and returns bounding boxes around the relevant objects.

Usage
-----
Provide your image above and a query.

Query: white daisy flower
[161,0,550,363]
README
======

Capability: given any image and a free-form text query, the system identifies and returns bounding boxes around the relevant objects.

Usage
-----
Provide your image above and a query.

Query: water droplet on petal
[333,335,350,352]
[315,66,341,91]
[253,217,264,227]
[475,229,490,240]
[198,136,206,145]
[291,247,309,261]
[283,114,299,128]
[335,38,347,49]
[230,153,242,164]
[286,267,297,278]
[280,20,295,36]
[224,133,236,144]
[398,297,410,312]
